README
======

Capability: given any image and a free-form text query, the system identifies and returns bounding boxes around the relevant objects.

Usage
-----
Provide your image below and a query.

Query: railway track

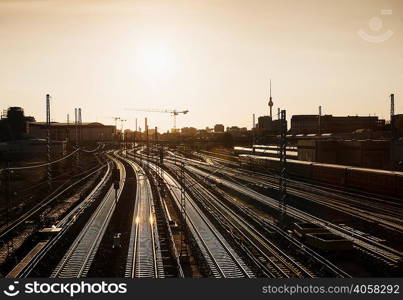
[229,165,403,228]
[121,156,164,278]
[136,157,254,278]
[212,184,351,278]
[179,152,403,230]
[0,163,108,240]
[8,160,112,278]
[176,165,315,278]
[180,162,402,267]
[51,154,126,278]
[213,165,403,232]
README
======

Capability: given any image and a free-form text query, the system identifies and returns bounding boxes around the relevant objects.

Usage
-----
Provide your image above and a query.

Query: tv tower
[268,79,273,119]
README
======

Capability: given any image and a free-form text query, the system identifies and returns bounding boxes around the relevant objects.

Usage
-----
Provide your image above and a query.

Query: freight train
[234,146,298,159]
[239,154,403,197]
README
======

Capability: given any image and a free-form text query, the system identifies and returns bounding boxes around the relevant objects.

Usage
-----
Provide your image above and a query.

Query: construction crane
[125,108,189,130]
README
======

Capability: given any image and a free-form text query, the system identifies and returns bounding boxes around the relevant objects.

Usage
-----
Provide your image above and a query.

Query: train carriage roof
[239,154,403,176]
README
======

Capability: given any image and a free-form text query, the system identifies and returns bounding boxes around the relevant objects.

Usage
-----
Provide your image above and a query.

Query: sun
[143,47,169,73]
[137,42,175,80]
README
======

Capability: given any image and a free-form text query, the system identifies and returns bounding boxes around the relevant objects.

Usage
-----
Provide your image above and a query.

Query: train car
[253,144,298,151]
[346,167,400,196]
[396,173,403,196]
[239,154,278,170]
[311,162,347,186]
[287,159,313,179]
[238,154,403,197]
[234,146,298,159]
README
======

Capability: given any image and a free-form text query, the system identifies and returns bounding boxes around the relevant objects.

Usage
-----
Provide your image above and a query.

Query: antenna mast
[46,94,52,189]
[268,79,273,119]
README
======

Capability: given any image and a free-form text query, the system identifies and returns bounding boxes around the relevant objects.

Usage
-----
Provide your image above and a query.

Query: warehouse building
[28,122,116,142]
[214,124,225,133]
[297,139,395,170]
[290,115,385,134]
[257,116,285,133]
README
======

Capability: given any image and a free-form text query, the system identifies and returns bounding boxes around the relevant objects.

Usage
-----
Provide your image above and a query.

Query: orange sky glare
[0,0,402,131]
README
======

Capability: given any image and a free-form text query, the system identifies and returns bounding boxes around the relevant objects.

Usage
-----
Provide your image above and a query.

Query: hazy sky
[0,0,402,131]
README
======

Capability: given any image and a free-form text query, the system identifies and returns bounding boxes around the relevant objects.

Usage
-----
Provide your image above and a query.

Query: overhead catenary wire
[14,161,108,195]
[0,149,79,173]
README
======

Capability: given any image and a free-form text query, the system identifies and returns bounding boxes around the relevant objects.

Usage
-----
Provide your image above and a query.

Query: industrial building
[0,107,35,141]
[297,139,396,170]
[226,126,247,134]
[214,124,225,133]
[392,114,403,138]
[28,122,115,142]
[0,139,66,160]
[290,115,385,134]
[256,116,285,133]
[181,127,198,136]
[254,80,286,134]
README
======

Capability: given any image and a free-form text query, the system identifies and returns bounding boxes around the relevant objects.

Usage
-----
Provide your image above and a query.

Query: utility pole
[3,164,14,257]
[113,167,120,204]
[133,119,136,149]
[390,94,397,168]
[75,108,78,146]
[252,113,256,129]
[145,118,149,157]
[278,110,287,225]
[154,126,158,147]
[159,144,164,165]
[120,119,127,152]
[78,108,82,144]
[139,126,143,168]
[75,108,80,171]
[180,161,188,257]
[66,113,70,145]
[318,105,322,135]
[120,119,126,136]
[111,117,120,146]
[252,114,256,146]
[46,94,52,190]
[4,166,10,228]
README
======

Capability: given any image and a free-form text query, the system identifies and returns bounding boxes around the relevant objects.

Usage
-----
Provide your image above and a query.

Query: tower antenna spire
[268,79,273,119]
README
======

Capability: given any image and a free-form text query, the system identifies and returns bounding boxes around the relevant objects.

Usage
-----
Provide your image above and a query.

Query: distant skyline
[0,0,402,131]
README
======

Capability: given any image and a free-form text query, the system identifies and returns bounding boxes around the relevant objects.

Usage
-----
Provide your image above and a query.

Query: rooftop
[29,122,114,127]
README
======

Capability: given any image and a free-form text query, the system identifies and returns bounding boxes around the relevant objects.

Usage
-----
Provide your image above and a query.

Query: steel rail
[185,164,403,265]
[198,163,403,232]
[12,161,112,278]
[190,152,403,216]
[0,163,108,240]
[139,158,254,278]
[50,153,125,278]
[182,170,315,278]
[165,154,403,258]
[119,155,164,278]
